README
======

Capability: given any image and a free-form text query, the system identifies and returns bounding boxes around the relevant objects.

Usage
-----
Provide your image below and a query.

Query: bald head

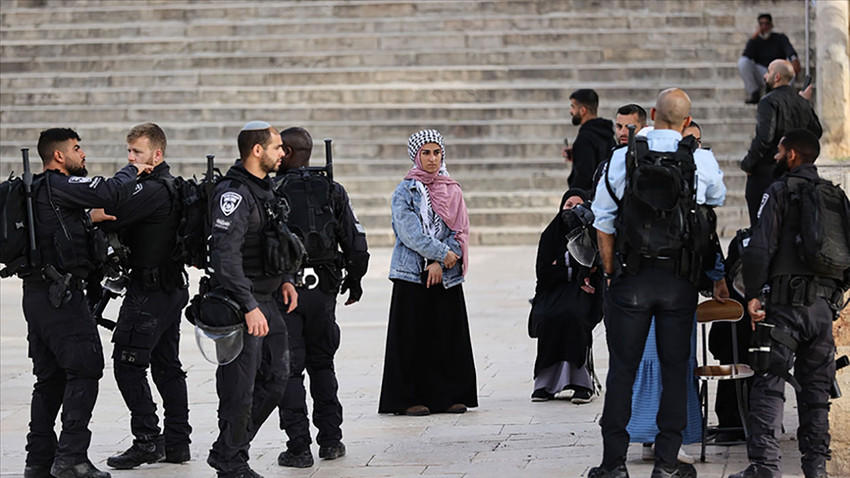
[651,88,692,132]
[766,59,795,87]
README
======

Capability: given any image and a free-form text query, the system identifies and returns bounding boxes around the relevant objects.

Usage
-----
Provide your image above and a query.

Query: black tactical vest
[223,173,302,278]
[122,174,181,270]
[33,172,107,278]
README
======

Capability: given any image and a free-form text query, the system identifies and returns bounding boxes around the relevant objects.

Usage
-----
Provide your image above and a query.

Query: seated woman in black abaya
[530,188,603,403]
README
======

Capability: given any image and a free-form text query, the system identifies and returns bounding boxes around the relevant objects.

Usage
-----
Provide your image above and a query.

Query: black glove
[340,276,363,303]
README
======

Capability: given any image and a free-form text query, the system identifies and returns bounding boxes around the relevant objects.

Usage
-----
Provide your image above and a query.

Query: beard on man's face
[571,114,582,126]
[764,77,774,93]
[772,156,791,178]
[67,164,88,177]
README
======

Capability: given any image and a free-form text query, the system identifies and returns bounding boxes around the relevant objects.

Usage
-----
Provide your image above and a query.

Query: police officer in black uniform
[589,88,727,478]
[732,130,843,478]
[273,127,369,468]
[22,128,152,478]
[205,121,297,478]
[89,123,192,469]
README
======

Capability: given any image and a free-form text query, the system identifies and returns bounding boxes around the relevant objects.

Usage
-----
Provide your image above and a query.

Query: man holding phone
[563,89,616,191]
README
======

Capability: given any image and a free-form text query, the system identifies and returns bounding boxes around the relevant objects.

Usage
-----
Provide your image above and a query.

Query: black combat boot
[651,461,697,478]
[277,448,314,468]
[318,442,346,460]
[163,444,191,464]
[106,438,164,469]
[23,463,52,478]
[50,461,111,478]
[588,464,629,478]
[218,465,264,478]
[728,464,779,478]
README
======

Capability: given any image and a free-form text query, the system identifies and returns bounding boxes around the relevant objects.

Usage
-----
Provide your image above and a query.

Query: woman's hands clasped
[425,262,443,288]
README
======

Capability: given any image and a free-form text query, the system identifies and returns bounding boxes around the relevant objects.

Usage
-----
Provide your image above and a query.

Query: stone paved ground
[1,246,812,478]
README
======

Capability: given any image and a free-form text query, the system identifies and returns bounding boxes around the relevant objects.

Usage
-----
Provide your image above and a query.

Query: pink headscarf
[403,129,470,276]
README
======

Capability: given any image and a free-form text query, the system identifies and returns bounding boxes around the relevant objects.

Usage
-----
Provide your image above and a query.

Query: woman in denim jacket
[378,129,478,416]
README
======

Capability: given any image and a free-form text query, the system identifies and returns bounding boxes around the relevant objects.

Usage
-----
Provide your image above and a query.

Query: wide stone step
[0,135,758,167]
[0,85,747,124]
[0,44,752,74]
[0,62,742,91]
[0,116,756,144]
[0,0,807,27]
[1,1,808,42]
[0,80,741,103]
[0,32,752,63]
[0,8,759,42]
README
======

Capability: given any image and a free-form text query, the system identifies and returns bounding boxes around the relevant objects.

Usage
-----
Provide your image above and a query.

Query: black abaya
[378,279,478,413]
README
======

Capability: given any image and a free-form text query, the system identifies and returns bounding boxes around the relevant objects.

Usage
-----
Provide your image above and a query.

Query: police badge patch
[133,183,144,195]
[220,192,242,216]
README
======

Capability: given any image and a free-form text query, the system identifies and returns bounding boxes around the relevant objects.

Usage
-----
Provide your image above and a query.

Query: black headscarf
[559,188,590,211]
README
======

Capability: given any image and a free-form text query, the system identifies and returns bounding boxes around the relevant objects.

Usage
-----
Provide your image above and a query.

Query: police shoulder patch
[220,191,243,216]
[68,176,92,184]
[756,192,769,220]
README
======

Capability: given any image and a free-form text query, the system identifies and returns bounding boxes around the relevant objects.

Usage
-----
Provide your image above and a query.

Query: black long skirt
[378,279,478,413]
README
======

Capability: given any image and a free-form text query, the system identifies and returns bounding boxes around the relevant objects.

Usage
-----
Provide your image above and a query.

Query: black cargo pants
[746,297,835,477]
[208,298,290,474]
[277,287,343,452]
[22,281,104,468]
[112,279,191,452]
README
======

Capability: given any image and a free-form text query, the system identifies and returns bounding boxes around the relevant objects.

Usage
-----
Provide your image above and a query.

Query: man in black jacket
[91,123,192,470]
[740,59,821,227]
[564,89,616,191]
[738,13,801,104]
[23,128,151,478]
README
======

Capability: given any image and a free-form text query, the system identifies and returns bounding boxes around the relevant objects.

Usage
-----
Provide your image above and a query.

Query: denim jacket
[389,179,464,288]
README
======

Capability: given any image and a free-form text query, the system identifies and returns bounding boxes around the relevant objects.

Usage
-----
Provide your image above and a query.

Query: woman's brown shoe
[445,403,467,414]
[404,405,430,416]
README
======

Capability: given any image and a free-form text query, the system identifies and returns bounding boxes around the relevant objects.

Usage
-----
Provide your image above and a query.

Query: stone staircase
[0,0,813,246]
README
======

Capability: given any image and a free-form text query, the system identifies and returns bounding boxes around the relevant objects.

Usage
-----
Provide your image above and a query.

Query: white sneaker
[677,447,695,464]
[643,444,695,464]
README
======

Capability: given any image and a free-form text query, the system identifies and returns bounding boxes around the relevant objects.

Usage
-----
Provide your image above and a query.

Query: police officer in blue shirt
[589,88,726,478]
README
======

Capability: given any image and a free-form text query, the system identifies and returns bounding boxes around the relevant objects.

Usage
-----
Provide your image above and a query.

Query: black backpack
[0,174,31,277]
[786,175,850,277]
[167,155,221,270]
[609,135,702,272]
[1,149,39,278]
[275,163,339,266]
